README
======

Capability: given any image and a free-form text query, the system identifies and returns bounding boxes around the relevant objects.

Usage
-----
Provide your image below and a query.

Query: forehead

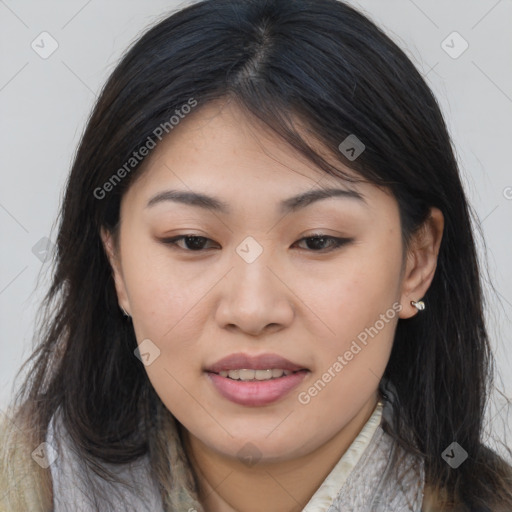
[119,100,393,222]
[126,99,367,202]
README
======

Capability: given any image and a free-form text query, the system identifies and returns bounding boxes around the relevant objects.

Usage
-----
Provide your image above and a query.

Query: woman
[1,0,511,510]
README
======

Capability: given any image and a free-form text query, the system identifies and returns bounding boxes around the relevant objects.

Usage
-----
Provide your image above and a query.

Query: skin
[102,99,444,512]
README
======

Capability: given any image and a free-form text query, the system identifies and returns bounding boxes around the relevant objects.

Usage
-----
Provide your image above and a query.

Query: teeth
[217,369,294,380]
[227,369,239,380]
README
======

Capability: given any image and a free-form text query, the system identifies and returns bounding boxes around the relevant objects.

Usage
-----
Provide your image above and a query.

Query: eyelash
[160,233,353,253]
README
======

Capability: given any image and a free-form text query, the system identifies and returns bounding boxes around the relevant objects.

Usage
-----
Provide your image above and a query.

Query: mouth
[210,368,306,381]
[204,353,310,406]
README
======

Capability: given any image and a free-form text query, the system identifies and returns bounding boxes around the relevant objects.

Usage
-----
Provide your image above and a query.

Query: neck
[181,392,379,512]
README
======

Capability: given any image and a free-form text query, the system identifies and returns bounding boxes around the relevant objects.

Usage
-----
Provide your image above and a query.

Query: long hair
[4,0,511,510]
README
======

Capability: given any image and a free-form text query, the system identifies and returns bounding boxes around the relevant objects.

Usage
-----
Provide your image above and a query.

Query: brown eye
[161,235,218,251]
[293,234,352,252]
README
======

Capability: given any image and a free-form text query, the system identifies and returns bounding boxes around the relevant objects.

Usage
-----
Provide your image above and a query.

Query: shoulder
[421,485,455,512]
[421,473,512,511]
[0,407,53,512]
[421,484,474,512]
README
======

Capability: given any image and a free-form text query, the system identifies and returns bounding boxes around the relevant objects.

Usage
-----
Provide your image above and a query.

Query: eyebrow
[145,187,366,215]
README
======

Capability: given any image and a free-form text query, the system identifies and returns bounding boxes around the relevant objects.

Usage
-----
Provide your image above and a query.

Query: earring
[120,305,131,318]
[410,300,425,311]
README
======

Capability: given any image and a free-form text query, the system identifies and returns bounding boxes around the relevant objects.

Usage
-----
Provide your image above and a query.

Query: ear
[398,207,444,319]
[100,226,131,316]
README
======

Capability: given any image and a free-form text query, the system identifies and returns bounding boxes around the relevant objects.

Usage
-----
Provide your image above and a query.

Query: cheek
[297,244,402,341]
[293,266,399,432]
[121,245,215,399]
[121,241,206,336]
[290,237,402,395]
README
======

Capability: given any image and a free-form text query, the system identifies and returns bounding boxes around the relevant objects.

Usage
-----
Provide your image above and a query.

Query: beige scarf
[0,378,424,511]
[46,397,424,511]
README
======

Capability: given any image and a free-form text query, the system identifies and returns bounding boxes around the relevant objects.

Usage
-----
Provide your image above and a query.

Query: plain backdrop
[1,0,511,449]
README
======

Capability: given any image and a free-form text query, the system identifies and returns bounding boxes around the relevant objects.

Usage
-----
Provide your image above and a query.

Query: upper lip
[205,353,308,373]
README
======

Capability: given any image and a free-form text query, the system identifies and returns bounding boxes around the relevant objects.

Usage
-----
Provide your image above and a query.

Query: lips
[204,352,310,406]
[204,352,308,374]
[207,370,309,406]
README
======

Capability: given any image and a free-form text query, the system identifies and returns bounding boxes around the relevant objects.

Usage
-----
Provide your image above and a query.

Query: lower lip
[206,370,309,406]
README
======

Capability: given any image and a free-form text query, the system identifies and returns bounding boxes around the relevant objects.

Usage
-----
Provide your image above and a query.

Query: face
[102,99,426,464]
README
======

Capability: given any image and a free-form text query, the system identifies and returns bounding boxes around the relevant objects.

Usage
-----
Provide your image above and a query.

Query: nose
[214,249,295,337]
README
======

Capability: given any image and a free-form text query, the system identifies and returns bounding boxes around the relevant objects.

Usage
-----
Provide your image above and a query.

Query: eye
[292,233,353,252]
[161,235,218,251]
[161,233,352,253]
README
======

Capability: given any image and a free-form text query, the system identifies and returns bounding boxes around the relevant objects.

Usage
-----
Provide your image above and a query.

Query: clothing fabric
[47,396,425,511]
[47,413,161,512]
[303,401,384,511]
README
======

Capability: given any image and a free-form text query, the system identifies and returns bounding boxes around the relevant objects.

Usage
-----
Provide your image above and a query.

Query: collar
[303,400,384,511]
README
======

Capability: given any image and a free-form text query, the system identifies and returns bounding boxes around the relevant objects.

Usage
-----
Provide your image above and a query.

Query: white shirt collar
[302,401,383,511]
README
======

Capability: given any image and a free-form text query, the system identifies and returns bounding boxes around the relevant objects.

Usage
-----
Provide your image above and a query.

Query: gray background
[1,0,511,450]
